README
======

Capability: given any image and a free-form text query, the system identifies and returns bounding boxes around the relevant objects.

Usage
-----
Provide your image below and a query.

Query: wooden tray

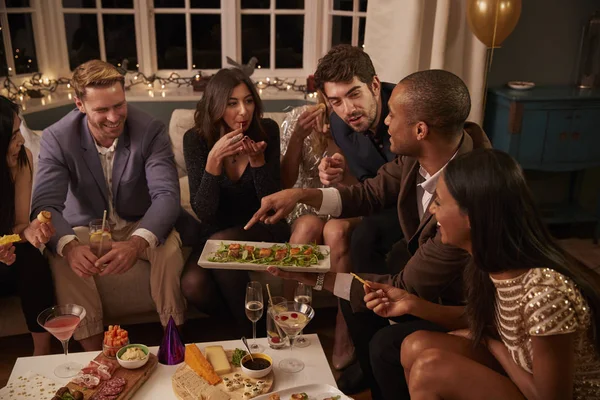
[66,352,158,400]
[172,350,274,400]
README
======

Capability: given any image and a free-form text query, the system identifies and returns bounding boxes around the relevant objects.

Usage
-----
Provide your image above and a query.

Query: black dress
[181,118,290,337]
[0,242,55,333]
[184,118,289,239]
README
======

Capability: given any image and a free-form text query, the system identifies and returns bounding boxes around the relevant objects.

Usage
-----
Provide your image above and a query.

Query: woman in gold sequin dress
[363,149,600,399]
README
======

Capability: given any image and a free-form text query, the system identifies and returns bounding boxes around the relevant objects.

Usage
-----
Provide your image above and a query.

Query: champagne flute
[37,304,86,378]
[245,281,265,352]
[293,282,312,348]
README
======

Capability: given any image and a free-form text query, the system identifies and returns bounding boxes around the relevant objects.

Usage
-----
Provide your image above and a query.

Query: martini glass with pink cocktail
[37,304,86,378]
[269,301,314,373]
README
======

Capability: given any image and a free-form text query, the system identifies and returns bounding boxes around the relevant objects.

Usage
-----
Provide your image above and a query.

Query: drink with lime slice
[89,219,112,258]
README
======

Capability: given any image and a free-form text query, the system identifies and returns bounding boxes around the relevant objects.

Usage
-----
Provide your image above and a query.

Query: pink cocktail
[44,315,81,341]
[37,304,86,378]
[269,301,315,373]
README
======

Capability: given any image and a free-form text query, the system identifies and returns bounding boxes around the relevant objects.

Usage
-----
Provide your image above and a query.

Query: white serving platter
[198,240,331,273]
[253,383,352,400]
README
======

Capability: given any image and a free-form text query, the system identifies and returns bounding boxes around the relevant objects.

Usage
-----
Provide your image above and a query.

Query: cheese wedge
[205,346,231,375]
[185,344,221,385]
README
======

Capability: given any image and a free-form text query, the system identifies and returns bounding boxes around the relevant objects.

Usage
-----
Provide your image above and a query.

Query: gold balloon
[467,0,522,47]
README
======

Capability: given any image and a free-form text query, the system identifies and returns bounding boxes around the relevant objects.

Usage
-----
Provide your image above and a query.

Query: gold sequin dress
[280,105,330,225]
[491,268,600,399]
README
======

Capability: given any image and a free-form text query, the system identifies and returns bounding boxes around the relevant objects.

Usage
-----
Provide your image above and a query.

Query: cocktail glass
[269,301,314,373]
[89,219,112,259]
[293,282,312,348]
[37,304,86,378]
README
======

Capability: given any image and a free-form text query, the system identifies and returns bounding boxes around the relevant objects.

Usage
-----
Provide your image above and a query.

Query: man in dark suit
[312,45,404,370]
[246,70,491,399]
[31,60,187,351]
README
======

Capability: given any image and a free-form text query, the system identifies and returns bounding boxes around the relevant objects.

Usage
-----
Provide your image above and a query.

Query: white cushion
[180,175,199,222]
[169,109,196,178]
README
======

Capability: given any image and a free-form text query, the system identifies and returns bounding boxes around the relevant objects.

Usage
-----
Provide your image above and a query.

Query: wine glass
[270,300,315,373]
[37,304,86,378]
[245,281,265,352]
[293,282,312,348]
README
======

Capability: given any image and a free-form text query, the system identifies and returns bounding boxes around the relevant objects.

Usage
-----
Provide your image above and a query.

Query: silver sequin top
[492,268,600,399]
[280,105,330,224]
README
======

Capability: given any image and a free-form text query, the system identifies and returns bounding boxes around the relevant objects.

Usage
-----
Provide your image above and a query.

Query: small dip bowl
[240,353,273,378]
[116,344,150,369]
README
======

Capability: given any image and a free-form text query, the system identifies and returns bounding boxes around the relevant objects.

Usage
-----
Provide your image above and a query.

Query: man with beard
[31,60,187,351]
[246,70,490,399]
[312,45,405,374]
[316,46,403,280]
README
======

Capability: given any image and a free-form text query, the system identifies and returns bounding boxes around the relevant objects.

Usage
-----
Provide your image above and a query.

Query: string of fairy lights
[1,70,316,104]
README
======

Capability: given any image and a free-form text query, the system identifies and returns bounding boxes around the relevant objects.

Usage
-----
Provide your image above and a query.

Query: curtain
[364,0,488,123]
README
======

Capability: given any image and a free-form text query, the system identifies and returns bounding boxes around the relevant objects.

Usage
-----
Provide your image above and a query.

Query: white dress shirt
[56,138,158,256]
[319,154,457,300]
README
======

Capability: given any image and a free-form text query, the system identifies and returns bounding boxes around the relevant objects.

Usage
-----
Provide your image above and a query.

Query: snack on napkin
[37,211,52,223]
[0,234,20,246]
[0,371,59,400]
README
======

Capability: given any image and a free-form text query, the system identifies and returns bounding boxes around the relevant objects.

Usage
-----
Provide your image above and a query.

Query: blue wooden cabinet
[484,86,600,241]
[484,87,600,171]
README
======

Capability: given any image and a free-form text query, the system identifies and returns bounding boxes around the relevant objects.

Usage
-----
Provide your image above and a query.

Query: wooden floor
[0,307,371,399]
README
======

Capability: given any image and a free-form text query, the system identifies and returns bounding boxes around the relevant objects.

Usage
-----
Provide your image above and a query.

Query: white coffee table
[8,334,336,399]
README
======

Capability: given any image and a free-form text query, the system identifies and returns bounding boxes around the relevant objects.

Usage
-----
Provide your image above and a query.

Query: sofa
[1,109,333,338]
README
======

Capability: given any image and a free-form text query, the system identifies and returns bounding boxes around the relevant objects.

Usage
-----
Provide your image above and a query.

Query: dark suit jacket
[330,82,397,182]
[31,105,181,252]
[338,122,492,311]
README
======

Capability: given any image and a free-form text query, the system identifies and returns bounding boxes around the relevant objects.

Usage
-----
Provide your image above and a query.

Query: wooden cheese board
[65,352,158,400]
[172,349,274,400]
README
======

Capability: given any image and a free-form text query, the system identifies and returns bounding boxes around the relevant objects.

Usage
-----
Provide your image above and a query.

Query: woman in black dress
[0,95,56,355]
[182,68,290,336]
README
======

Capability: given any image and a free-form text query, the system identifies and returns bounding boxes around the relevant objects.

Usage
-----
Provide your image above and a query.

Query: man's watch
[314,273,325,291]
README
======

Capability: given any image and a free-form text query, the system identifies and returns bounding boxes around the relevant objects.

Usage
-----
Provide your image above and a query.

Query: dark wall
[487,0,599,87]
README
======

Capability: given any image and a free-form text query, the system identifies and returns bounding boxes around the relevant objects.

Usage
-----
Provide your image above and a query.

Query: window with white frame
[7,0,369,83]
[59,0,139,71]
[239,0,305,70]
[150,0,222,71]
[328,0,367,49]
[0,0,40,76]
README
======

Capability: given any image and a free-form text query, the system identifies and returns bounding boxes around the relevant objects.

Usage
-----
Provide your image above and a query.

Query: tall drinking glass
[293,282,312,348]
[267,296,288,349]
[37,304,86,378]
[270,301,314,373]
[245,281,265,352]
[89,219,112,259]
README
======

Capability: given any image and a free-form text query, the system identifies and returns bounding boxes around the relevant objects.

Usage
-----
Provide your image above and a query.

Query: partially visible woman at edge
[182,68,290,336]
[364,149,600,399]
[279,92,359,369]
[0,95,56,355]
